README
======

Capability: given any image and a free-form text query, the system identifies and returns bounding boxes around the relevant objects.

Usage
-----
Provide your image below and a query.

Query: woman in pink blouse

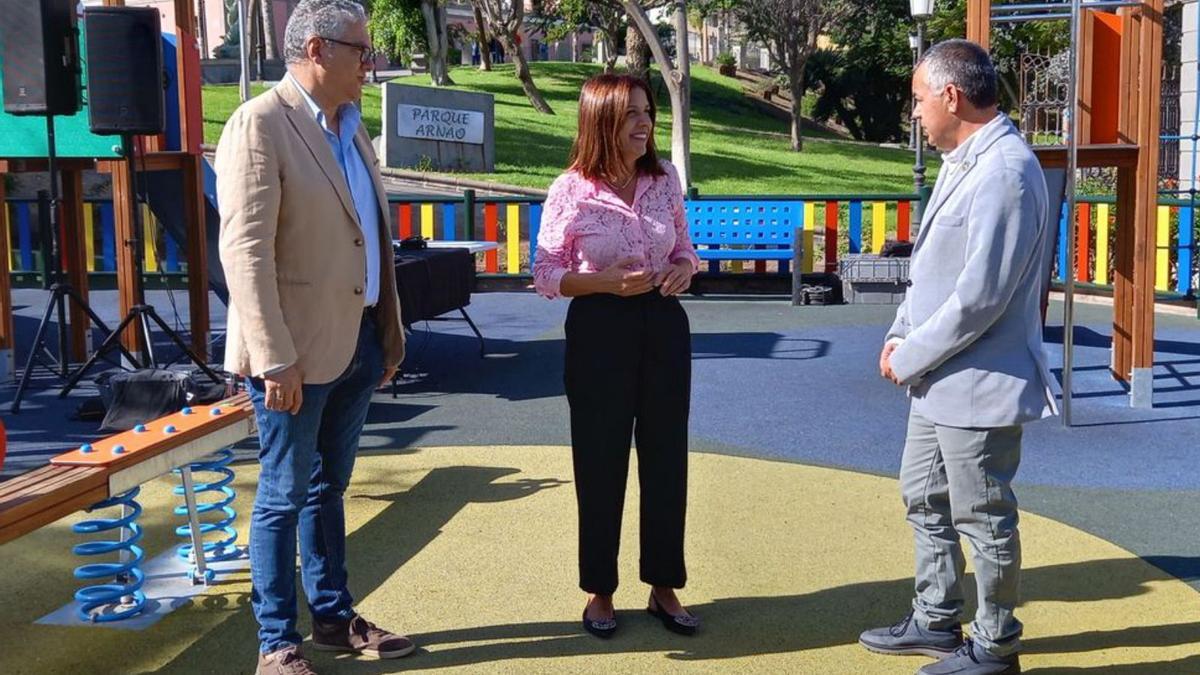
[533,74,701,639]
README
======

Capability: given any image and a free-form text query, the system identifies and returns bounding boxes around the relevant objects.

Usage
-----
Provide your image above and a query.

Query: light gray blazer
[887,115,1058,428]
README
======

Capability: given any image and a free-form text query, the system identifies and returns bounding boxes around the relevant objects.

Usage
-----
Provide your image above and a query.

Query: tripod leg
[56,294,68,377]
[64,286,140,365]
[139,311,158,370]
[144,309,222,383]
[10,292,65,414]
[459,308,486,358]
[58,311,143,398]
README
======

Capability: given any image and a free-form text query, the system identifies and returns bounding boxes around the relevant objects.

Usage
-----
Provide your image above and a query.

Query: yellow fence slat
[83,205,96,272]
[506,203,521,274]
[143,205,157,272]
[871,202,886,253]
[803,202,815,273]
[1156,205,1170,291]
[420,203,434,239]
[1094,203,1109,285]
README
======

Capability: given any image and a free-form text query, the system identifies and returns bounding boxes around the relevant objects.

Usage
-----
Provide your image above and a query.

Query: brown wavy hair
[567,74,666,182]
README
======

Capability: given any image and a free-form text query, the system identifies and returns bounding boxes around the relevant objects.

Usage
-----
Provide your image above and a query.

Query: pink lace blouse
[533,161,700,299]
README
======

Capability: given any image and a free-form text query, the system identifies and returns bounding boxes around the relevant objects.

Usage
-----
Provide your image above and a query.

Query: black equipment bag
[95,368,230,431]
[880,240,914,258]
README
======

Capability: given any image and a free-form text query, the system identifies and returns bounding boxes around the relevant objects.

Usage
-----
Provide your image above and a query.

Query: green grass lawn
[202,62,938,195]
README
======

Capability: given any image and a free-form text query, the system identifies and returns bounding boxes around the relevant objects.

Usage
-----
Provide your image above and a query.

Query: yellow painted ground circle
[1,446,1197,673]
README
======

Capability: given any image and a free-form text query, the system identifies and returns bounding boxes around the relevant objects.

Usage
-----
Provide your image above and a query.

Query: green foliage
[801,0,1070,141]
[714,51,736,67]
[369,0,427,64]
[689,0,741,27]
[530,0,585,42]
[808,0,911,142]
[923,0,1068,111]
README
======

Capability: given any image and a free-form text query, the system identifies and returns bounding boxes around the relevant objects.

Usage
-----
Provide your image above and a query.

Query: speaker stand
[60,303,220,395]
[9,116,125,413]
[58,133,222,396]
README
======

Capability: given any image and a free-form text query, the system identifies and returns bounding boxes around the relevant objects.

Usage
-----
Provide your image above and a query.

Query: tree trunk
[597,33,617,73]
[473,5,492,71]
[788,63,806,152]
[249,0,263,80]
[259,0,277,60]
[621,0,689,186]
[626,22,650,82]
[700,19,707,64]
[501,33,554,114]
[672,0,691,185]
[421,0,454,86]
[436,4,456,81]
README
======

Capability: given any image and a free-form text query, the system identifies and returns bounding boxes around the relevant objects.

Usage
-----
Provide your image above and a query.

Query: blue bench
[686,200,805,304]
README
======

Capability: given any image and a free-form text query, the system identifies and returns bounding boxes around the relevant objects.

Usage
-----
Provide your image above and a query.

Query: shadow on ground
[146,464,1200,673]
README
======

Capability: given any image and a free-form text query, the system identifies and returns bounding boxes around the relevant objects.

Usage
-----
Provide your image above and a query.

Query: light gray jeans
[900,408,1023,656]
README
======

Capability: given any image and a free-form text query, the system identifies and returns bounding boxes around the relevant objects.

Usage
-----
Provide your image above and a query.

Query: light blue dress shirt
[287,73,381,307]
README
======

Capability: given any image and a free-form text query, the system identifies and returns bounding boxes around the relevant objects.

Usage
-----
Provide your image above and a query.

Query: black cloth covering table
[392,246,475,324]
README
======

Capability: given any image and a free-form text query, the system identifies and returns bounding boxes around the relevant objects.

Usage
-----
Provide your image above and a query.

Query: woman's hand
[657,260,694,296]
[594,256,656,296]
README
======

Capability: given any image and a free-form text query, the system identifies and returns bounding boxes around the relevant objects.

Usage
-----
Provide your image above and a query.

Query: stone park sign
[380,83,495,172]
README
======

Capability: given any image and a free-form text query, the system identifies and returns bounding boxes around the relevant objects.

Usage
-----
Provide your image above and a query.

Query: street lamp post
[910,0,936,223]
[908,31,921,153]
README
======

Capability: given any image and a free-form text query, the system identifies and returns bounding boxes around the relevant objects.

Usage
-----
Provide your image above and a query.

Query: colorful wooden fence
[1051,196,1197,295]
[384,192,921,277]
[3,198,182,276]
[6,191,1197,295]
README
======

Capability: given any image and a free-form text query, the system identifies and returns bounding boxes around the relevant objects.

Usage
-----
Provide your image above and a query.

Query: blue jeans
[247,313,385,653]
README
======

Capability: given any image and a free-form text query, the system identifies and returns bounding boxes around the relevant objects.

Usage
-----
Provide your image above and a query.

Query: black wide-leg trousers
[563,291,691,595]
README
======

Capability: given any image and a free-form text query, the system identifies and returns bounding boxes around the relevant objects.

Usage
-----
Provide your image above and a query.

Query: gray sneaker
[859,611,964,658]
[917,638,1020,674]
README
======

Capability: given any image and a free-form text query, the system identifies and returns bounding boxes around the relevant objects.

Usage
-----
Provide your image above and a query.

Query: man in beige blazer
[215,1,408,672]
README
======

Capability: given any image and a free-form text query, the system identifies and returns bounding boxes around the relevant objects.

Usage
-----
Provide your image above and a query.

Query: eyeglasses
[320,36,376,64]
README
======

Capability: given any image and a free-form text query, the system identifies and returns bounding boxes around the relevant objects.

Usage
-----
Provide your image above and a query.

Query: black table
[392,246,485,355]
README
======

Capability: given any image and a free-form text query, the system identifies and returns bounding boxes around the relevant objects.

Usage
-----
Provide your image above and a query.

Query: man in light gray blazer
[858,40,1057,675]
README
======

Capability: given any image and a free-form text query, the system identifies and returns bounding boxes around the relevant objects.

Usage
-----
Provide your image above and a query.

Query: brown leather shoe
[310,613,416,659]
[256,645,317,675]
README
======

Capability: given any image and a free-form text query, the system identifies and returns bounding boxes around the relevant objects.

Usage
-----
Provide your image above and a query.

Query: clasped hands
[879,341,902,385]
[595,256,694,297]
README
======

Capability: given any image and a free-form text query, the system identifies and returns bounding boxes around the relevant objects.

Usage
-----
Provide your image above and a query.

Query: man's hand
[264,365,303,414]
[596,256,656,296]
[657,260,694,296]
[880,341,901,385]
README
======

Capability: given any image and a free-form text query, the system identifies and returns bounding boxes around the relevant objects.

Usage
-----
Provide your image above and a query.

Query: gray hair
[918,39,998,108]
[283,0,367,64]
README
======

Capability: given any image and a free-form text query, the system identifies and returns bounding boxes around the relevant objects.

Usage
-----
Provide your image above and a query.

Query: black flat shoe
[647,592,700,636]
[582,608,617,639]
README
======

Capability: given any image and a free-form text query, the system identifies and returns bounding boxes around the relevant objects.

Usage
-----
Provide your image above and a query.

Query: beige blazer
[216,77,405,384]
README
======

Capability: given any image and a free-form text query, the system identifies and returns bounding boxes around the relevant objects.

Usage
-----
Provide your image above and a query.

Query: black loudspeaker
[84,7,165,135]
[0,0,81,116]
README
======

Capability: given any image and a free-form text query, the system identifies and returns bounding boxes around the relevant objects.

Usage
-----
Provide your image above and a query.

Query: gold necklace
[606,172,635,191]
